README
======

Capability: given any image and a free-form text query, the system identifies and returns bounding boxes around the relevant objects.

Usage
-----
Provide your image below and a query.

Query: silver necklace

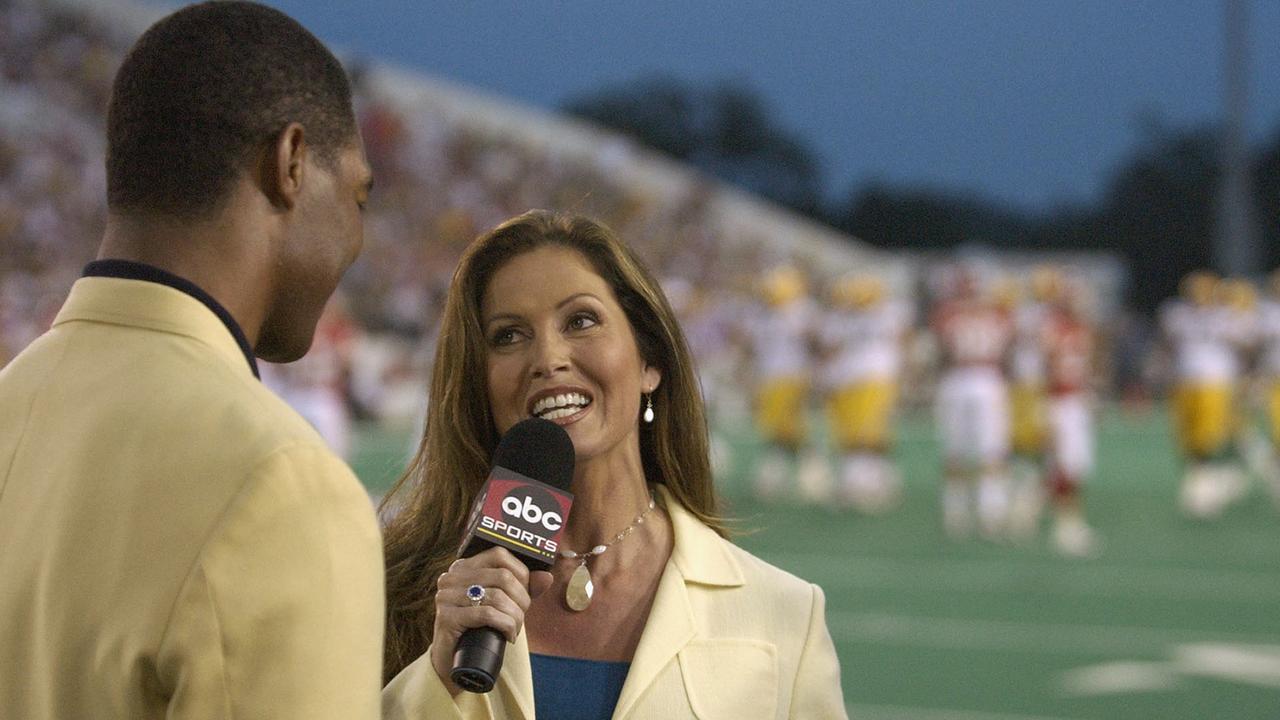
[559,492,656,612]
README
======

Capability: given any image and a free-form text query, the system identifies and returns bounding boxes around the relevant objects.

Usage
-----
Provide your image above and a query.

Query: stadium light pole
[1214,0,1259,279]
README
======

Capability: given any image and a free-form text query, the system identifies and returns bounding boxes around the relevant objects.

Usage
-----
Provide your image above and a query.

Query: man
[1256,269,1280,506]
[746,264,818,500]
[1042,278,1099,556]
[1161,271,1250,518]
[0,3,383,718]
[819,273,911,512]
[1003,267,1057,538]
[931,265,1014,538]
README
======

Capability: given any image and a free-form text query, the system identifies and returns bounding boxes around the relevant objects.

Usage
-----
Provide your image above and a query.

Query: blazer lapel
[610,556,695,719]
[497,630,536,720]
[611,487,744,719]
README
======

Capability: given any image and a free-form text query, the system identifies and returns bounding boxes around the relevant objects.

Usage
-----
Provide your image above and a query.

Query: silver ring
[466,584,486,607]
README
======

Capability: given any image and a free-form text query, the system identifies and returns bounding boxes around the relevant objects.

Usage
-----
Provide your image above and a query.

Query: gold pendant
[565,561,594,611]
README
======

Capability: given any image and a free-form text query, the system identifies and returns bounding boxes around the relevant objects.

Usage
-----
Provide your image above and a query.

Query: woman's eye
[567,312,598,331]
[490,328,520,346]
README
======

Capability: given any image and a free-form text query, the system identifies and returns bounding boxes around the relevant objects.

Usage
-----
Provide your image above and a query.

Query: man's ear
[260,122,307,210]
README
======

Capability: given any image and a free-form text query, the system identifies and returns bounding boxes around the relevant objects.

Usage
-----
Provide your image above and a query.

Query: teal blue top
[530,653,630,720]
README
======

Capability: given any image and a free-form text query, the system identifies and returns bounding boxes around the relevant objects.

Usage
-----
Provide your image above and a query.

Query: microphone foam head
[493,418,575,491]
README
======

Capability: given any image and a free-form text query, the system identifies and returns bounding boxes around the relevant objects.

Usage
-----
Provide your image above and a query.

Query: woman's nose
[530,332,571,378]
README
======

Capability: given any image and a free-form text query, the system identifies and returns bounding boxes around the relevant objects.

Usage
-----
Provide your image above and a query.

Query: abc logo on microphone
[469,468,572,564]
[501,487,564,532]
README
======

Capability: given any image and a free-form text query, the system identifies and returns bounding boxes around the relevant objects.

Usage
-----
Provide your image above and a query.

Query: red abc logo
[501,493,563,532]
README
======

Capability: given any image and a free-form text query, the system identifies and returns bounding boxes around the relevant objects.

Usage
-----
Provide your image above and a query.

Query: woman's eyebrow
[556,292,599,309]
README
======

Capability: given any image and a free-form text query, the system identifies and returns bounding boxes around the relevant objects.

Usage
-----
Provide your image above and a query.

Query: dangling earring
[643,393,655,423]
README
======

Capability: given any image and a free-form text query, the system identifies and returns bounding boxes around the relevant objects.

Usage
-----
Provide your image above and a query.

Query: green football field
[351,408,1280,719]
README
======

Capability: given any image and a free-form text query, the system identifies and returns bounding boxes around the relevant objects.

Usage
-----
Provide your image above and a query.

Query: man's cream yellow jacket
[382,485,848,719]
[0,274,384,718]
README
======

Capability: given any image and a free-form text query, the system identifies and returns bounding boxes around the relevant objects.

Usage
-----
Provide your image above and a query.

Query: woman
[381,210,846,719]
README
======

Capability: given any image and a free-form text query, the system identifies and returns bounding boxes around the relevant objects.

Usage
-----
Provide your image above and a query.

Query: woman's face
[480,245,660,465]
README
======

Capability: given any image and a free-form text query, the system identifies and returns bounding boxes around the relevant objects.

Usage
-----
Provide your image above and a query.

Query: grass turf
[351,406,1280,718]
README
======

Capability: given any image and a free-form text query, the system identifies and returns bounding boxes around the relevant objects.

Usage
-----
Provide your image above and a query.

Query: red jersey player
[931,266,1015,539]
[1042,281,1099,556]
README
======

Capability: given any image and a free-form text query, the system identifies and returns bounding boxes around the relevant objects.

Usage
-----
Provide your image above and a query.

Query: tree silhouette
[563,77,822,215]
[1096,128,1219,311]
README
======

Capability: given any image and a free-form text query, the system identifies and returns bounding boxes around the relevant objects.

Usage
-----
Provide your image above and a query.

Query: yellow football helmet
[992,276,1022,310]
[1180,270,1218,306]
[1030,265,1063,303]
[1217,277,1257,311]
[830,274,885,309]
[761,265,806,307]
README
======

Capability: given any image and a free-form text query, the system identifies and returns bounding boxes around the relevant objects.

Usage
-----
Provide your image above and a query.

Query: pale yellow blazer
[0,276,385,719]
[383,485,848,719]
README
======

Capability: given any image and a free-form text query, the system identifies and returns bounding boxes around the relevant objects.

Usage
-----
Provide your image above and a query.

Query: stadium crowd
[0,0,116,366]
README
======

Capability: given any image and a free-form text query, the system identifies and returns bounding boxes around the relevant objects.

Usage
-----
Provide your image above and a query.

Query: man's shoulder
[200,385,360,506]
[215,370,325,443]
[85,330,348,490]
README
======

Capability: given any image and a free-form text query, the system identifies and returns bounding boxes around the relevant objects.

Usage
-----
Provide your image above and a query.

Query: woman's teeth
[532,392,590,419]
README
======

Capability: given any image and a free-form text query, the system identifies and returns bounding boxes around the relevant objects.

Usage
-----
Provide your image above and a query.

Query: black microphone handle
[451,626,507,693]
[451,538,553,693]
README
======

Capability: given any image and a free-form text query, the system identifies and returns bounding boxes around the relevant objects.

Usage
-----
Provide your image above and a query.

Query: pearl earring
[643,393,655,423]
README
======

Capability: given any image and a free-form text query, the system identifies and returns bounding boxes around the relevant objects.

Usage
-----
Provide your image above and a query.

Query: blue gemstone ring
[466,584,486,607]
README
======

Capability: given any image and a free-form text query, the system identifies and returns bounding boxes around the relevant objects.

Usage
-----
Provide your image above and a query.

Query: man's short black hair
[106,1,357,218]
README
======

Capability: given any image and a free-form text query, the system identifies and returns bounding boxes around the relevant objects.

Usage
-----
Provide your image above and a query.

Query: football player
[931,265,1015,538]
[819,273,912,512]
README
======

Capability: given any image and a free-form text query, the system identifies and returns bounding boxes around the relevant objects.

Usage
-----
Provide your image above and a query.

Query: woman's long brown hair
[378,210,725,684]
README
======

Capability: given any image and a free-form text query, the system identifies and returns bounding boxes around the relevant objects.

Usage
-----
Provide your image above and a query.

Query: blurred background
[3,0,1279,716]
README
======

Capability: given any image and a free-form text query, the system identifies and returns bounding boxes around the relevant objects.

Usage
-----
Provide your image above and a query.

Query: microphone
[451,417,575,693]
